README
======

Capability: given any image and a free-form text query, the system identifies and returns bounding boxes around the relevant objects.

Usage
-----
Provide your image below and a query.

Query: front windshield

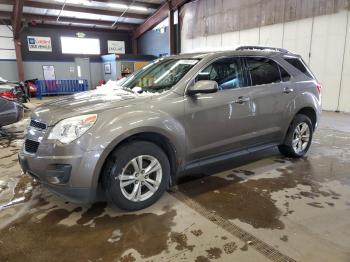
[122,58,199,93]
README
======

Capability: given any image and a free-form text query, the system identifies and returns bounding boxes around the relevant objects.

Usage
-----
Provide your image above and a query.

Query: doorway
[75,57,91,90]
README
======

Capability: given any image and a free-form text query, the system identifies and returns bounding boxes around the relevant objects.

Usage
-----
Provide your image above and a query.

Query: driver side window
[195,57,244,90]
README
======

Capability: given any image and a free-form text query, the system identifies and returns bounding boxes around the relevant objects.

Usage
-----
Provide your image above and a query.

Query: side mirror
[187,80,219,96]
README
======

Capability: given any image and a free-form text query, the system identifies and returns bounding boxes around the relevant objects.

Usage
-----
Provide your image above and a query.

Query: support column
[14,39,24,81]
[168,7,176,55]
[132,36,138,55]
[12,0,24,81]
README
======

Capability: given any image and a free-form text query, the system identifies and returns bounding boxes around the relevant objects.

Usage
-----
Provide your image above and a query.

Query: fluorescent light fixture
[107,3,128,9]
[107,3,147,12]
[129,6,148,11]
[55,0,93,6]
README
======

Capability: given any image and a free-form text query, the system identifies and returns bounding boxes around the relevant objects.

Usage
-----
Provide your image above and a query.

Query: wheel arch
[94,130,181,193]
[282,106,317,144]
[296,107,317,130]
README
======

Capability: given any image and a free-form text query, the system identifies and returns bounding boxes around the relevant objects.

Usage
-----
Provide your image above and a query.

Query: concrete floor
[0,98,350,262]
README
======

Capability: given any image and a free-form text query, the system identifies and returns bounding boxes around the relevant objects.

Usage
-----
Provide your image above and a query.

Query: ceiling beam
[133,2,169,38]
[0,0,147,19]
[91,0,161,10]
[133,0,188,39]
[0,11,136,30]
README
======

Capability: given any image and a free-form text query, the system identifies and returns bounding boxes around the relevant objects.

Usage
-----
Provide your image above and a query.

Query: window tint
[196,58,244,90]
[279,65,291,82]
[284,57,313,78]
[246,57,283,85]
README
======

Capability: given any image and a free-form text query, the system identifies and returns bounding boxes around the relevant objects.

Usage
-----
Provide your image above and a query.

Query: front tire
[278,114,313,158]
[102,141,170,211]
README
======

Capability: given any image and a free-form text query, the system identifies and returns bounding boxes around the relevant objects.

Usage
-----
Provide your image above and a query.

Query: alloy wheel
[118,155,162,202]
[292,122,310,154]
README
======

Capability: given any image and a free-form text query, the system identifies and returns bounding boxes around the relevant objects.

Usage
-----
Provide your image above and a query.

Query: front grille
[30,119,47,130]
[25,139,40,154]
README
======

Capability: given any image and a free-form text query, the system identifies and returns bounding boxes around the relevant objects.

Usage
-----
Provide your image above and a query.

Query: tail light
[316,83,322,94]
[0,90,16,101]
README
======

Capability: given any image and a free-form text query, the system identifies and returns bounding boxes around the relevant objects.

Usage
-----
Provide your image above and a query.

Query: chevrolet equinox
[19,46,322,211]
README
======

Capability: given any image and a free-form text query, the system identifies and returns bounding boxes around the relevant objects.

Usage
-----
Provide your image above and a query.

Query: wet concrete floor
[0,99,349,262]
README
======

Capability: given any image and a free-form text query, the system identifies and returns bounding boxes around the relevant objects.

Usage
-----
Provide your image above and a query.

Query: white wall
[181,11,350,113]
[0,25,15,60]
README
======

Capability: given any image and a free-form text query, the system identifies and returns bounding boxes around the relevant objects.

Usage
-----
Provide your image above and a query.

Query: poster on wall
[104,63,111,74]
[108,41,125,54]
[27,36,52,52]
[42,65,56,80]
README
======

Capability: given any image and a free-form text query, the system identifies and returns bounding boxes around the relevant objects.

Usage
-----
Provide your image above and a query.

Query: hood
[32,87,156,126]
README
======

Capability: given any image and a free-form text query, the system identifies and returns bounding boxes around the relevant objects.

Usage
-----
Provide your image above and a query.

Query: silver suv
[19,46,322,211]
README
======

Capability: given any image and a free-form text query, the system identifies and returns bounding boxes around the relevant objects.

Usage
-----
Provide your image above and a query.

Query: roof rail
[236,46,290,53]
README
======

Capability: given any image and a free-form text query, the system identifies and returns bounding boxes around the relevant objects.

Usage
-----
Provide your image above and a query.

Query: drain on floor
[170,190,296,262]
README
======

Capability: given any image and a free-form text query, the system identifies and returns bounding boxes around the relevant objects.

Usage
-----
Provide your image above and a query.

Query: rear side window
[246,57,289,86]
[284,57,313,78]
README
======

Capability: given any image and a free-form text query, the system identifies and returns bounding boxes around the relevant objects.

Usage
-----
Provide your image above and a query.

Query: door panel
[183,56,254,162]
[184,88,255,162]
[244,57,297,145]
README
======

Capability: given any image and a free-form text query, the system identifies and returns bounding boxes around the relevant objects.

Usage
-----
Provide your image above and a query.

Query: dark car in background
[0,96,24,128]
[0,78,29,104]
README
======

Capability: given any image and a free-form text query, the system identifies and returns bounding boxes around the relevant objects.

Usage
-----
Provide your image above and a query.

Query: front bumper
[18,148,103,204]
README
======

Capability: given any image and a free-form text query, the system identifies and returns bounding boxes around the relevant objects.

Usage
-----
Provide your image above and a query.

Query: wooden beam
[12,0,24,39]
[14,39,24,81]
[133,0,188,39]
[133,2,169,38]
[92,0,161,10]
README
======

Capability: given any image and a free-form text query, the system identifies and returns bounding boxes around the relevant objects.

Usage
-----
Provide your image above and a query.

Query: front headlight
[48,114,97,144]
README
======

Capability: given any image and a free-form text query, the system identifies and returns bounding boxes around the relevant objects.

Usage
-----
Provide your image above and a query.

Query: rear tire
[278,114,313,158]
[102,141,170,211]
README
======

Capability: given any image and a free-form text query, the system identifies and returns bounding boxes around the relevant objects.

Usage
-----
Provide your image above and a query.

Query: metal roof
[0,0,167,31]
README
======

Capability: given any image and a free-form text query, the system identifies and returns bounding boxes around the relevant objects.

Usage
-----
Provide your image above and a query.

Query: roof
[0,0,166,31]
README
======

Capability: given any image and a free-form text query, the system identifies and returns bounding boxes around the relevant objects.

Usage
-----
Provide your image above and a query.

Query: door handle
[283,87,294,94]
[234,96,250,104]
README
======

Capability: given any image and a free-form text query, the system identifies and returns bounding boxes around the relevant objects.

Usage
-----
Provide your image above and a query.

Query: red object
[0,90,16,101]
[27,82,37,95]
[316,83,322,94]
[97,80,106,87]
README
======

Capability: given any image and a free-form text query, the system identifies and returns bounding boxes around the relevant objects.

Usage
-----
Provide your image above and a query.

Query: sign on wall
[27,36,52,52]
[42,65,55,80]
[108,40,125,54]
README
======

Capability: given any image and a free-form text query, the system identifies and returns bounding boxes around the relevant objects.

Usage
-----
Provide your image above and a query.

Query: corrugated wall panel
[239,28,260,46]
[338,11,350,112]
[282,18,313,61]
[259,23,284,47]
[309,11,348,111]
[222,31,240,49]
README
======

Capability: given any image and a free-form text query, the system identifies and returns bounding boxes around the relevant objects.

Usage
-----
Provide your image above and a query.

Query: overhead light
[107,3,128,9]
[54,0,93,6]
[107,3,147,12]
[129,6,147,11]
